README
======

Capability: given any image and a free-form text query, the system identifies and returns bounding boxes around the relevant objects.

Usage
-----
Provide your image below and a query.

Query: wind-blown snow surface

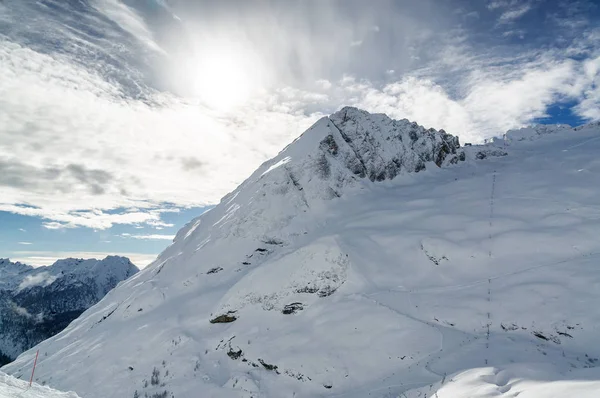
[0,371,79,398]
[4,110,600,398]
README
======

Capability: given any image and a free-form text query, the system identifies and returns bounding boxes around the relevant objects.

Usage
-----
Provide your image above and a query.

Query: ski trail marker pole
[29,350,39,387]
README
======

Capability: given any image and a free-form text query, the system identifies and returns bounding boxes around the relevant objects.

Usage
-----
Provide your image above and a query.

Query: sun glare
[192,49,254,110]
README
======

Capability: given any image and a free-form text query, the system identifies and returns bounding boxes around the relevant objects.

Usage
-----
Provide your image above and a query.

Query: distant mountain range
[0,256,138,365]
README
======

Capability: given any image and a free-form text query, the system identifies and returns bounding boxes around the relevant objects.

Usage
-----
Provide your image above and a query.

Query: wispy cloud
[14,206,178,230]
[90,0,165,53]
[120,233,175,240]
[0,0,598,232]
[17,272,58,291]
[18,242,32,245]
[42,222,75,230]
[498,4,532,23]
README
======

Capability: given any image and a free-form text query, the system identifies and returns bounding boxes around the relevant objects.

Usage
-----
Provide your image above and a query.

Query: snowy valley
[3,108,600,398]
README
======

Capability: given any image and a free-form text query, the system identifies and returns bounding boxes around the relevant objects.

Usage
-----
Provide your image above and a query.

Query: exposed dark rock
[227,347,243,360]
[501,323,519,331]
[296,286,319,294]
[210,312,238,324]
[324,108,464,185]
[207,267,223,274]
[282,303,304,315]
[476,149,508,160]
[258,358,278,372]
[317,286,337,297]
[319,135,339,156]
[557,331,573,338]
[262,238,284,246]
[533,331,560,344]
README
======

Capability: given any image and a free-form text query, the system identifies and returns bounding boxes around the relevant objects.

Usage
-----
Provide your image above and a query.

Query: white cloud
[315,79,333,90]
[502,29,526,39]
[90,0,164,53]
[0,39,320,229]
[17,206,177,230]
[11,304,33,318]
[18,228,26,232]
[1,0,599,233]
[17,272,58,291]
[42,222,75,230]
[498,4,532,23]
[146,220,175,229]
[18,242,32,245]
[574,55,600,120]
[120,233,175,240]
[487,1,509,10]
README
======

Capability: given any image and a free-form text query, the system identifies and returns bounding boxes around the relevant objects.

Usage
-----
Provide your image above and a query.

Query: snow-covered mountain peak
[0,259,32,289]
[0,256,138,293]
[5,109,600,398]
[173,107,464,245]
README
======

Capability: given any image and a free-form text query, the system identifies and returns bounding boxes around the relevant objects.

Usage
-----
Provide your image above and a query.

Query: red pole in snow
[29,350,39,387]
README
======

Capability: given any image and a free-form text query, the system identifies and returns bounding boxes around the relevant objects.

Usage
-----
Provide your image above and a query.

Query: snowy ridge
[0,256,138,294]
[4,110,600,398]
[173,106,465,241]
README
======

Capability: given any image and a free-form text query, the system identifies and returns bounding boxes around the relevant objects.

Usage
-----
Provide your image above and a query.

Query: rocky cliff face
[267,106,464,203]
[0,256,138,364]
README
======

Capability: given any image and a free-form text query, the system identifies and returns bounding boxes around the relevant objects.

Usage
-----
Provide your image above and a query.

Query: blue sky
[0,207,210,266]
[0,0,599,267]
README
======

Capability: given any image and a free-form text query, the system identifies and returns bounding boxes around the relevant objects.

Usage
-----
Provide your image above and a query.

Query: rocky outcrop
[295,107,465,202]
[327,107,463,182]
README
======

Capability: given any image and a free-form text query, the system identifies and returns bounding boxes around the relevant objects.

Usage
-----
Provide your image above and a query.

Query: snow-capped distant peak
[0,256,139,363]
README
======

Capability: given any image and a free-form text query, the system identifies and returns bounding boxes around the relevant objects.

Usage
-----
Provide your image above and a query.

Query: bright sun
[192,49,254,110]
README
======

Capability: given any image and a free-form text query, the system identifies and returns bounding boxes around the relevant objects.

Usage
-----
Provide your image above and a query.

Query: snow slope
[0,371,79,398]
[4,109,600,398]
[404,364,600,398]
